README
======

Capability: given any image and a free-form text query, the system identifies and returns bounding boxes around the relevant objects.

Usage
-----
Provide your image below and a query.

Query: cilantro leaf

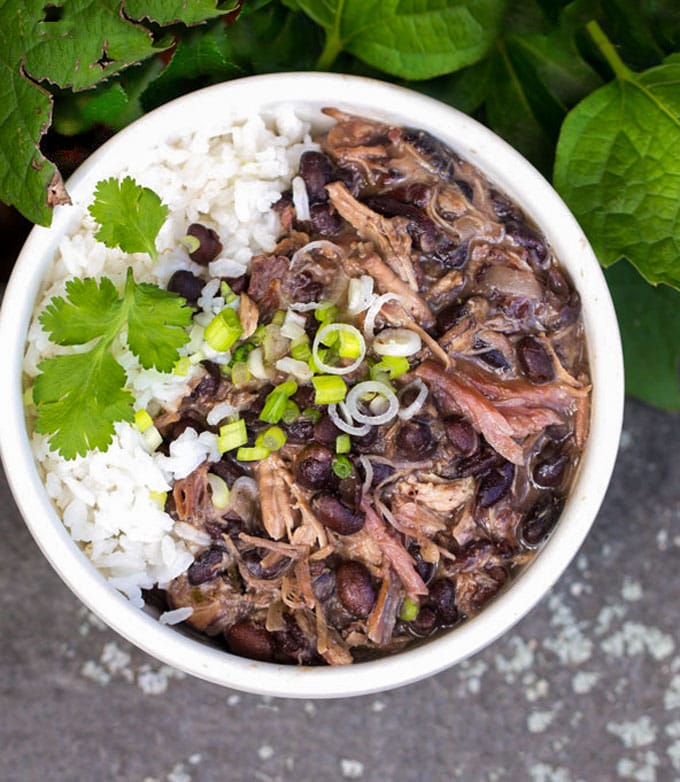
[88,177,169,259]
[33,347,135,459]
[554,28,680,289]
[605,260,680,410]
[39,277,122,345]
[299,0,507,80]
[33,261,192,459]
[126,278,194,371]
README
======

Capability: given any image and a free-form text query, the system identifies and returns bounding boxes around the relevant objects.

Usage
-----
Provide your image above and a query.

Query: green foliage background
[1,0,679,409]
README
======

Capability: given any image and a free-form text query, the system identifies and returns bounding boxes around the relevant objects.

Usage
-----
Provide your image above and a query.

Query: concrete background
[1,398,679,782]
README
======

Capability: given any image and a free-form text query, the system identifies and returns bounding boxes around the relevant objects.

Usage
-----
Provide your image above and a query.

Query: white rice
[23,106,319,608]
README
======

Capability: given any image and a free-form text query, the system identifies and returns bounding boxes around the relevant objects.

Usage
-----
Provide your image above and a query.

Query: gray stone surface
[1,399,679,782]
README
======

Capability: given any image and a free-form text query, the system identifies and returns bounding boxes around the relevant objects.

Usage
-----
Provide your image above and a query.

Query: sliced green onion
[180,234,201,254]
[231,361,251,387]
[204,307,243,352]
[134,409,154,433]
[251,324,266,345]
[290,334,312,361]
[149,490,167,508]
[302,407,322,423]
[236,445,271,461]
[312,375,347,405]
[256,425,288,451]
[331,455,353,479]
[375,356,410,379]
[338,327,363,359]
[282,400,301,424]
[313,323,366,375]
[272,309,286,326]
[220,281,238,304]
[336,434,351,454]
[217,419,248,453]
[173,356,191,376]
[207,474,230,509]
[143,426,163,452]
[231,342,254,364]
[314,303,338,323]
[259,380,298,424]
[399,596,420,622]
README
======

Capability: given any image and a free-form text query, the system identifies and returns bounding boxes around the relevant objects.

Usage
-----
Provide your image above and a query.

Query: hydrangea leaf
[298,0,507,80]
[605,260,680,410]
[554,61,680,289]
[124,0,239,27]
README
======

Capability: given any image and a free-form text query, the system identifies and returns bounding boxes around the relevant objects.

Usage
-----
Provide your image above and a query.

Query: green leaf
[126,279,193,371]
[298,0,507,80]
[88,176,169,259]
[605,260,680,410]
[124,0,239,26]
[554,60,680,288]
[39,277,122,345]
[141,21,241,111]
[34,347,135,459]
[0,0,163,225]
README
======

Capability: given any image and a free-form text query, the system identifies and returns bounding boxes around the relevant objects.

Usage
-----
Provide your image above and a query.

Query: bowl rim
[0,71,624,699]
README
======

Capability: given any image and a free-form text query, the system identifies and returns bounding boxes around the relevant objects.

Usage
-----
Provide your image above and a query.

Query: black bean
[369,461,394,488]
[396,421,436,459]
[506,220,548,267]
[187,547,225,585]
[313,415,342,446]
[428,578,459,624]
[517,336,554,384]
[312,494,365,535]
[456,444,503,478]
[193,360,221,399]
[532,447,570,490]
[558,291,582,327]
[436,299,466,334]
[242,550,291,580]
[223,274,248,294]
[444,417,479,456]
[477,461,515,508]
[335,560,376,618]
[225,621,275,662]
[335,165,364,196]
[402,128,456,181]
[455,179,474,201]
[210,454,248,487]
[285,269,324,304]
[165,411,206,442]
[294,443,334,490]
[478,348,510,372]
[312,570,336,603]
[352,426,378,453]
[167,270,204,305]
[409,606,437,636]
[309,202,344,235]
[434,238,468,270]
[519,494,565,547]
[547,267,569,297]
[338,474,360,507]
[187,223,223,265]
[299,151,335,203]
[490,190,522,222]
[275,614,317,664]
[467,573,505,613]
[284,417,316,444]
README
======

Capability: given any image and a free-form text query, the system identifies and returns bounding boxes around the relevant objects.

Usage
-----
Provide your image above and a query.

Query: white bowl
[0,73,624,698]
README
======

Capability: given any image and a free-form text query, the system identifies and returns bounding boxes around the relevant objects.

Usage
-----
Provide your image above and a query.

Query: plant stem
[586,20,632,81]
[315,0,345,71]
[316,32,342,70]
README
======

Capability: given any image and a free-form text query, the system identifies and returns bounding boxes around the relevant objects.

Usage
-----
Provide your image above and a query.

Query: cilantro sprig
[32,177,193,459]
[88,176,169,259]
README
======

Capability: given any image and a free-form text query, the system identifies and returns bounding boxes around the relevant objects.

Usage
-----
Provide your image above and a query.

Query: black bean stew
[154,109,590,665]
